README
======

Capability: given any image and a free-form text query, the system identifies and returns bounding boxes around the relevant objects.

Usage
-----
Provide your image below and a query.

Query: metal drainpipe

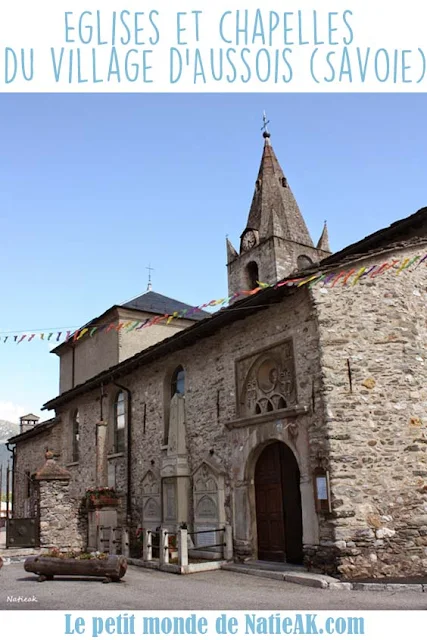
[5,442,16,517]
[112,382,132,526]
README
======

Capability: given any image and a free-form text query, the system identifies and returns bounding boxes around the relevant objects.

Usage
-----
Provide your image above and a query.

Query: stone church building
[8,128,427,580]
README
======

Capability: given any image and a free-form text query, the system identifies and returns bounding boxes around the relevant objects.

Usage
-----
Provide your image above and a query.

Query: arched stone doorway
[254,441,303,564]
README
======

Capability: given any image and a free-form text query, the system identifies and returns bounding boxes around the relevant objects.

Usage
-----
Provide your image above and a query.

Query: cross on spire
[261,111,270,138]
[146,264,154,291]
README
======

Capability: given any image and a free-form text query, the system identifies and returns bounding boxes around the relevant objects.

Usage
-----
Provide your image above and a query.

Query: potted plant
[85,487,119,509]
[168,533,178,560]
[24,548,127,583]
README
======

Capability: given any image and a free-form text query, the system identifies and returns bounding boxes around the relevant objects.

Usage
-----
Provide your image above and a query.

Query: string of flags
[2,251,426,345]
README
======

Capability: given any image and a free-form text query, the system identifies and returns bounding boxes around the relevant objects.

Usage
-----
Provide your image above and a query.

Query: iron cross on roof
[261,111,270,135]
[146,264,155,291]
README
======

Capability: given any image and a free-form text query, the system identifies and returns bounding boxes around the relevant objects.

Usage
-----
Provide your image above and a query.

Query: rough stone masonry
[311,242,427,578]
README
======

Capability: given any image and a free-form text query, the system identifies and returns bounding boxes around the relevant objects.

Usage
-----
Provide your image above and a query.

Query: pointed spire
[243,123,314,248]
[226,236,238,263]
[317,221,331,253]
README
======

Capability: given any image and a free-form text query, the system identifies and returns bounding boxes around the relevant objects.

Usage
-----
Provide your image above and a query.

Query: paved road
[1,563,427,610]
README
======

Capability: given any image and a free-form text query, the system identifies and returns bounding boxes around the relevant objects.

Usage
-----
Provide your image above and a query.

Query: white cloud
[0,401,29,424]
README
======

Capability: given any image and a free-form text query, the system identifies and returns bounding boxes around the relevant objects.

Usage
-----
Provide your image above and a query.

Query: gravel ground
[1,562,427,610]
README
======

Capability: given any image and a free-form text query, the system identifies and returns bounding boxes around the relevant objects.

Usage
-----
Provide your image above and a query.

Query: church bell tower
[226,116,331,297]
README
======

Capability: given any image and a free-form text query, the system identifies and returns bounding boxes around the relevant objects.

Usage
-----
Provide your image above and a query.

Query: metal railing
[141,525,233,568]
[97,526,130,556]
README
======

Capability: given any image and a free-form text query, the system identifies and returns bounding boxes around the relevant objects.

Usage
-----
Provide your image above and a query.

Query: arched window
[246,261,259,290]
[72,409,80,462]
[114,391,126,453]
[171,365,185,397]
[297,255,314,271]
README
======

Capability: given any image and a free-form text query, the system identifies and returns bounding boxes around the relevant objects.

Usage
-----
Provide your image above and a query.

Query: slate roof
[122,290,210,321]
[8,417,60,445]
[320,207,427,267]
[51,290,210,354]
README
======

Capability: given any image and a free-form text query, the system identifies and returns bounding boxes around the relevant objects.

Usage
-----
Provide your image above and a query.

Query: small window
[25,470,31,498]
[278,397,287,409]
[246,261,259,290]
[114,392,126,453]
[72,410,80,462]
[281,177,288,188]
[171,366,185,397]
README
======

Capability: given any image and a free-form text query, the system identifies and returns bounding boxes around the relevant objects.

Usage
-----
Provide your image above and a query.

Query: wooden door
[255,442,303,564]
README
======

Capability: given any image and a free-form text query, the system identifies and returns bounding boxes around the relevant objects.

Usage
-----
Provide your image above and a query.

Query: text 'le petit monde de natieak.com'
[6,10,427,84]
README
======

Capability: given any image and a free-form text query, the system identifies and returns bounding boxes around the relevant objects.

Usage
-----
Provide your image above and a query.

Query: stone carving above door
[236,341,297,418]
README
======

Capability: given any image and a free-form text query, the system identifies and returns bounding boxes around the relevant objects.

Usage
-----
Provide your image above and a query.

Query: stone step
[222,563,340,589]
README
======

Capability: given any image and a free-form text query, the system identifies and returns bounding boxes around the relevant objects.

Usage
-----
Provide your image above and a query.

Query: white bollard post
[121,528,130,558]
[178,528,189,569]
[143,530,152,561]
[160,528,169,565]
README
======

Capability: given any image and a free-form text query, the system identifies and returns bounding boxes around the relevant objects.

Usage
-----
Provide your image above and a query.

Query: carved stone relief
[193,460,226,553]
[141,469,161,527]
[163,478,177,522]
[236,341,297,417]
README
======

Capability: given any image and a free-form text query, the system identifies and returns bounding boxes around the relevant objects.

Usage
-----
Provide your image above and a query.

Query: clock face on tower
[241,230,257,251]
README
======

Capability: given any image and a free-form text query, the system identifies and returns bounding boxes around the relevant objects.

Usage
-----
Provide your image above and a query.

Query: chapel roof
[122,290,210,320]
[8,417,60,445]
[51,290,210,354]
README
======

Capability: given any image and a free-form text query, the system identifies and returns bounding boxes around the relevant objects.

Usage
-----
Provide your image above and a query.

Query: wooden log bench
[24,554,127,583]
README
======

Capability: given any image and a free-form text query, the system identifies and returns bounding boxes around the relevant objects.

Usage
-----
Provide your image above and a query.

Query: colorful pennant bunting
[1,251,426,345]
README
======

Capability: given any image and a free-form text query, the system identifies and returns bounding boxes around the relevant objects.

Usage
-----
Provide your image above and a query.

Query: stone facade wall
[38,479,85,550]
[21,241,427,575]
[312,242,427,578]
[59,396,128,528]
[116,308,197,363]
[56,287,327,561]
[13,425,61,518]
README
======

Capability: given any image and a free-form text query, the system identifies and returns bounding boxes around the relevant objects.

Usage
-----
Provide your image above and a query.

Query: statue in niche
[167,366,187,457]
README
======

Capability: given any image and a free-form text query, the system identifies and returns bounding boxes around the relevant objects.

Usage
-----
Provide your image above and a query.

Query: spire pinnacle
[317,221,331,253]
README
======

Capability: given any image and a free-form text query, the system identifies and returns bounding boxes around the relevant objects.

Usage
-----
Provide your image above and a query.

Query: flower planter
[89,497,119,509]
[24,554,127,583]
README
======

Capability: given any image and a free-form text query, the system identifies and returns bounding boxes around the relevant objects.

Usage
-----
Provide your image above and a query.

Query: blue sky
[1,93,426,423]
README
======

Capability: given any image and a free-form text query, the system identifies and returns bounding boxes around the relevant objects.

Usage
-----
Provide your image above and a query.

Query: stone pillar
[35,451,83,551]
[96,421,108,488]
[224,525,233,560]
[161,395,191,529]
